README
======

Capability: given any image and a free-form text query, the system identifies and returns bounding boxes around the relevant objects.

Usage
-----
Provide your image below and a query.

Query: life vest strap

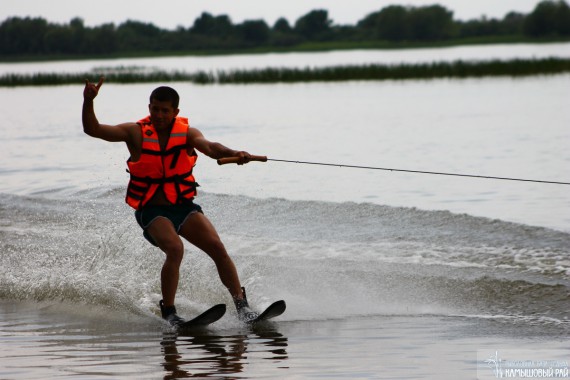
[128,182,148,194]
[170,149,181,169]
[141,144,186,157]
[126,191,144,201]
[129,169,197,185]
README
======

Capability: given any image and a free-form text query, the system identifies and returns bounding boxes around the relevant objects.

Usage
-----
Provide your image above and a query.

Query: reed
[215,58,570,83]
[1,58,569,86]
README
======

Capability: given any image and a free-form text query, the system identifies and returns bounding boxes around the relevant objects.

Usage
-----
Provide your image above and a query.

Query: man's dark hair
[150,86,180,109]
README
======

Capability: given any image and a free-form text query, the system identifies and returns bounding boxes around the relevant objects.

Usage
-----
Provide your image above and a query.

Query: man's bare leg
[179,212,245,300]
[146,217,185,307]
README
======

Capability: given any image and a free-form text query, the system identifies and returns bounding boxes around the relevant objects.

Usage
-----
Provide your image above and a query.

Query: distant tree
[357,4,454,41]
[331,24,361,41]
[191,12,215,34]
[191,12,234,38]
[408,5,454,40]
[69,17,87,53]
[457,16,502,38]
[70,17,84,30]
[294,10,332,40]
[501,12,525,35]
[84,23,117,54]
[238,20,270,45]
[117,20,162,51]
[0,17,48,54]
[357,5,410,41]
[271,17,302,46]
[456,10,526,38]
[161,26,194,51]
[525,0,570,36]
[43,24,75,54]
[273,17,293,33]
[186,12,241,49]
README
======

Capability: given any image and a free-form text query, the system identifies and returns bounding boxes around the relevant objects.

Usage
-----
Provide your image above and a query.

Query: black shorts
[134,202,203,247]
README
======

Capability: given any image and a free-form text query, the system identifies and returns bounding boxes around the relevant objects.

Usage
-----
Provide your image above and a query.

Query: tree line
[1,0,569,58]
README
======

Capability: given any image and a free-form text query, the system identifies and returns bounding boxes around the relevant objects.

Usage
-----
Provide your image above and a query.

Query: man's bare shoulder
[187,125,203,134]
[122,122,142,145]
[187,126,206,141]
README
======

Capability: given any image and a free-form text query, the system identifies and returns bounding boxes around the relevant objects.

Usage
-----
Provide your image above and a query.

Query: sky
[1,0,543,29]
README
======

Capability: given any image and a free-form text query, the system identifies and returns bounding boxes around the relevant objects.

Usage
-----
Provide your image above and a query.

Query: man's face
[148,99,179,130]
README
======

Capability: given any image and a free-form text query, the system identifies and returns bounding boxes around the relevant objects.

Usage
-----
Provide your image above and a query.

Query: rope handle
[217,155,268,165]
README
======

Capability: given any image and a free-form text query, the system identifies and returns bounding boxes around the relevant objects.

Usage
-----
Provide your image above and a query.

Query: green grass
[1,58,569,87]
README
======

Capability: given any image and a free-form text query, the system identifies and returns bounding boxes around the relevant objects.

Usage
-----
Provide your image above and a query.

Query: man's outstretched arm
[189,127,251,164]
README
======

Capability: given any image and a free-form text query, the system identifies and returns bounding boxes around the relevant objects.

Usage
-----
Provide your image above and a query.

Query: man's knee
[160,238,185,263]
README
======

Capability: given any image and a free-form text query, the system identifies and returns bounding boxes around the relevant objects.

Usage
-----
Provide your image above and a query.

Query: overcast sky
[1,0,542,29]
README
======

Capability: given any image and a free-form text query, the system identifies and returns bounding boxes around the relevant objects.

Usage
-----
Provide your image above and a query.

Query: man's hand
[84,76,104,101]
[234,151,251,165]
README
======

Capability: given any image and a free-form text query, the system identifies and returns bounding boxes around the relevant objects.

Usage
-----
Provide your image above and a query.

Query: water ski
[175,304,226,330]
[247,300,286,324]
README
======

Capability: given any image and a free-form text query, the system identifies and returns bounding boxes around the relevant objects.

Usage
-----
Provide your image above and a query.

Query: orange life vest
[125,116,198,210]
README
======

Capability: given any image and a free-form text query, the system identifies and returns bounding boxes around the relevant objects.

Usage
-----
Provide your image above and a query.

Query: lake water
[2,41,570,75]
[1,44,569,379]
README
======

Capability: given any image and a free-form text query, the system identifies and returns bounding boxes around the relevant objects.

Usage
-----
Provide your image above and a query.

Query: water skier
[82,77,258,324]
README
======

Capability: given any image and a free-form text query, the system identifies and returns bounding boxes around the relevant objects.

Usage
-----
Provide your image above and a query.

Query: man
[82,77,258,325]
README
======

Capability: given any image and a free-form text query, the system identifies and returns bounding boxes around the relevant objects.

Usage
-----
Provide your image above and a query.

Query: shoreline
[1,37,569,64]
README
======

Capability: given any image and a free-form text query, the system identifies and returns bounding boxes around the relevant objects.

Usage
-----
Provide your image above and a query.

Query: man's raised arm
[82,77,133,142]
